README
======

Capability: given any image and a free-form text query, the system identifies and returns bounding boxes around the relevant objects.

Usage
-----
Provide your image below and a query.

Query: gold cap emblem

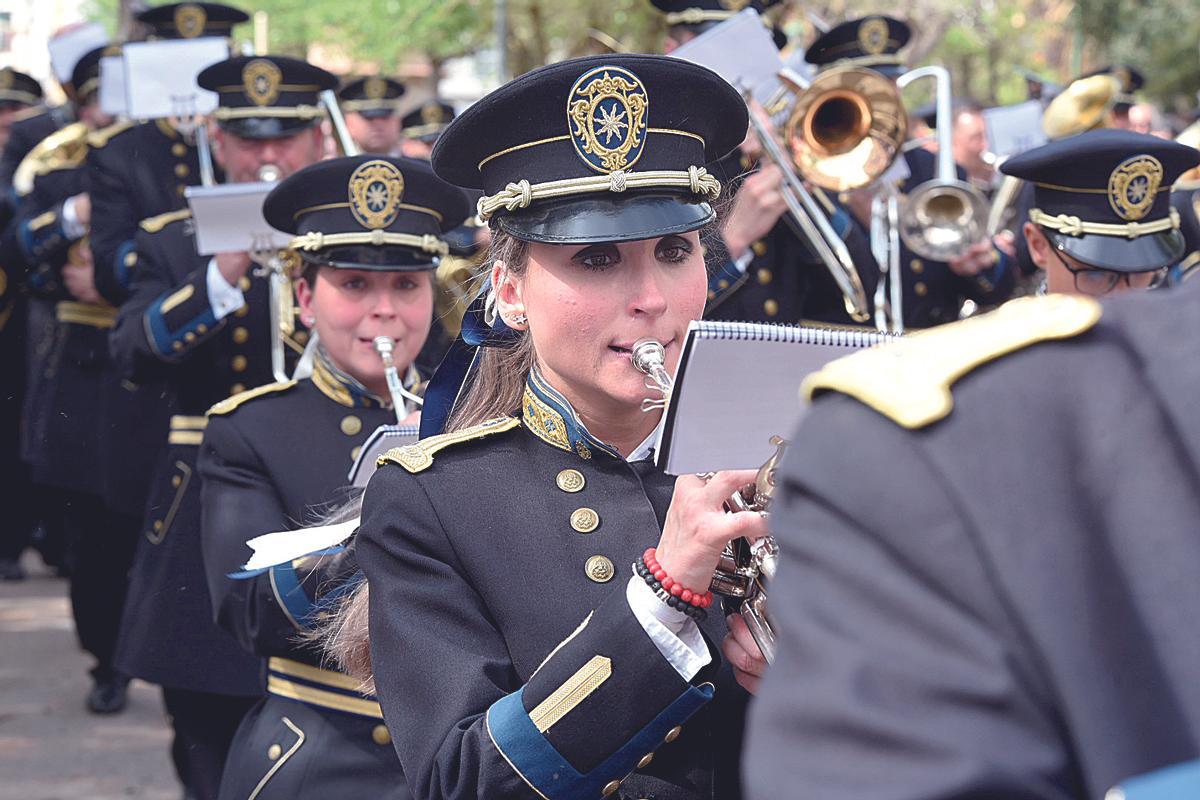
[349,159,405,230]
[1108,154,1163,221]
[567,65,649,174]
[421,102,445,125]
[858,17,890,56]
[243,59,282,107]
[364,76,387,100]
[174,4,208,38]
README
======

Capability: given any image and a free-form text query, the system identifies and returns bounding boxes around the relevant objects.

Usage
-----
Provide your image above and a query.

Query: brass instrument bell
[1041,75,1120,140]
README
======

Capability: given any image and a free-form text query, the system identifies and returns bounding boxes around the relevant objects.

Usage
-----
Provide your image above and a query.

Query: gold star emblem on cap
[364,76,387,100]
[348,159,406,230]
[1108,154,1163,221]
[174,4,208,38]
[858,17,890,56]
[243,59,282,107]
[567,66,649,174]
[420,102,445,125]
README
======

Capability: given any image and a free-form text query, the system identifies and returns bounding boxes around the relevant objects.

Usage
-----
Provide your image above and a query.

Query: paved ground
[0,554,178,800]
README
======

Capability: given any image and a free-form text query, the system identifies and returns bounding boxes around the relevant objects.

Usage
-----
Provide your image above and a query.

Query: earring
[513,313,527,325]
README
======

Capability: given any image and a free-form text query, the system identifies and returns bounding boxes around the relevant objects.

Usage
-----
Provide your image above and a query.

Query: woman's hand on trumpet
[654,470,767,602]
[723,612,769,694]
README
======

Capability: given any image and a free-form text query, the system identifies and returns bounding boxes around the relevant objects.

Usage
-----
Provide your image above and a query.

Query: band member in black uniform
[339,75,405,155]
[2,46,143,713]
[109,54,334,800]
[0,66,45,581]
[1000,129,1198,297]
[650,0,880,327]
[198,155,469,800]
[807,16,1016,328]
[0,67,57,194]
[746,293,1200,798]
[398,99,455,160]
[88,2,249,305]
[331,54,769,800]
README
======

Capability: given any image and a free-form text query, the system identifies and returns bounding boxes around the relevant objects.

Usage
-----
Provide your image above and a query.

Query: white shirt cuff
[61,196,86,240]
[206,257,246,320]
[732,249,754,275]
[625,576,711,681]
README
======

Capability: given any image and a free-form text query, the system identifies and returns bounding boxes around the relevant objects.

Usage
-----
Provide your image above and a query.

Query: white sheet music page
[123,38,228,120]
[186,182,287,255]
[348,424,421,487]
[668,9,784,106]
[655,320,894,474]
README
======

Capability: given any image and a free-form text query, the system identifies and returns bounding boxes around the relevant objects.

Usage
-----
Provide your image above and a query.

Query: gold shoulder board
[207,380,298,417]
[802,295,1102,429]
[86,119,134,149]
[13,122,90,196]
[378,416,520,474]
[139,208,193,234]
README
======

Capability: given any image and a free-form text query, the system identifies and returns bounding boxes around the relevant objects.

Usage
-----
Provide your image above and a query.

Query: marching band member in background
[199,155,469,799]
[338,75,406,156]
[109,53,334,800]
[328,54,768,799]
[1001,129,1199,297]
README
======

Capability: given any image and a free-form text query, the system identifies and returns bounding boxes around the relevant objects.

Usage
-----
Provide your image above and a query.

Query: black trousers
[58,491,139,679]
[163,687,258,800]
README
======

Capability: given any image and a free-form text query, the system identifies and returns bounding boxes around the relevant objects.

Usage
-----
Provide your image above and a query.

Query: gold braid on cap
[1029,206,1181,239]
[212,105,326,120]
[476,166,721,223]
[289,229,449,255]
[664,9,734,24]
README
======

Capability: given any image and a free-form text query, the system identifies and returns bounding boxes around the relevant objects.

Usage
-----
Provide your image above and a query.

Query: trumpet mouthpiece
[630,339,665,375]
[257,164,281,183]
[373,336,395,356]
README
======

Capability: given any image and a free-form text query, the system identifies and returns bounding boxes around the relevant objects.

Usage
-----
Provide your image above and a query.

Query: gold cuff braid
[1029,207,1180,239]
[476,166,722,223]
[289,230,448,255]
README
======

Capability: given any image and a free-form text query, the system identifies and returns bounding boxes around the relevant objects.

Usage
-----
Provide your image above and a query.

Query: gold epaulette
[801,295,1102,429]
[139,208,193,234]
[378,416,520,473]
[207,380,298,417]
[86,119,134,149]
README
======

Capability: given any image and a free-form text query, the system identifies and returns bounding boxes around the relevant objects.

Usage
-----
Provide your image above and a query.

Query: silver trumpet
[632,339,785,663]
[248,164,292,382]
[373,336,423,422]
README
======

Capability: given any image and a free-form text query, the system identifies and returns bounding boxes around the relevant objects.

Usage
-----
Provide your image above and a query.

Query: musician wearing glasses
[999,129,1199,297]
[196,156,468,800]
[108,55,334,800]
[324,55,769,799]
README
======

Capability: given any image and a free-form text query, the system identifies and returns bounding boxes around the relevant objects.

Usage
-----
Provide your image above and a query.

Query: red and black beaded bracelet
[634,547,712,622]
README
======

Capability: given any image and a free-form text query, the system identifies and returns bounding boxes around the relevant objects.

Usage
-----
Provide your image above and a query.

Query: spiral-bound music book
[654,321,894,475]
[347,423,420,487]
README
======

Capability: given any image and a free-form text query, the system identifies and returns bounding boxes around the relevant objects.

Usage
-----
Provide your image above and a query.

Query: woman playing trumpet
[197,155,469,799]
[329,54,769,799]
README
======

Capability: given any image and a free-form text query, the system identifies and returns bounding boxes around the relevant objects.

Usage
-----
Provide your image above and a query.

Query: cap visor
[218,116,319,140]
[496,193,714,244]
[300,246,438,272]
[1051,229,1184,272]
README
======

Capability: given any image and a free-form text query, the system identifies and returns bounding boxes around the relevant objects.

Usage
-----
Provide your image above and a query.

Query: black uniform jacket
[358,370,748,800]
[111,209,292,695]
[5,143,112,495]
[87,119,207,305]
[198,362,407,800]
[745,289,1200,799]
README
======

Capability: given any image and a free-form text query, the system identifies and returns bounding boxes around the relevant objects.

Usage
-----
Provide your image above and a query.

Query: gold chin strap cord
[1029,207,1181,239]
[289,230,449,256]
[476,166,722,222]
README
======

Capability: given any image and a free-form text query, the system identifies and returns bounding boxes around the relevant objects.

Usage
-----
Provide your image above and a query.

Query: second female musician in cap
[198,155,469,799]
[327,54,769,799]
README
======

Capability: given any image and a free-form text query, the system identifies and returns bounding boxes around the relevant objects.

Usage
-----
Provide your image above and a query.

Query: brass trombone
[894,65,989,262]
[745,64,909,323]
